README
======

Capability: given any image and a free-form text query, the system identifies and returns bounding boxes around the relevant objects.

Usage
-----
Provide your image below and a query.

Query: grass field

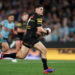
[0,59,75,75]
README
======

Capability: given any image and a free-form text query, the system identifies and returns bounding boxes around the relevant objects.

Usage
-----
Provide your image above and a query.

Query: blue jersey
[0,20,14,38]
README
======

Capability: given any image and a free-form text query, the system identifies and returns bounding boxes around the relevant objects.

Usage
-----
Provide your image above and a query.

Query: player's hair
[21,12,28,16]
[35,4,43,9]
[8,13,14,17]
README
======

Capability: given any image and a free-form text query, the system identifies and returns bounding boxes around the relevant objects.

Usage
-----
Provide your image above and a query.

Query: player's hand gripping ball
[42,28,51,36]
[45,28,51,34]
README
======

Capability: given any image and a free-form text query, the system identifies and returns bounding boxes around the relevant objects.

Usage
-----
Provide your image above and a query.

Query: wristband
[46,30,49,35]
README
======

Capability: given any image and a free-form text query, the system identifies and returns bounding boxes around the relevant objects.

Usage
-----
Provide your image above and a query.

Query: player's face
[36,7,44,15]
[8,16,14,22]
[21,14,29,22]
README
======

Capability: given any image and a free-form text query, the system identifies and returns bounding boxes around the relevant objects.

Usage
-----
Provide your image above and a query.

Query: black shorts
[23,38,39,48]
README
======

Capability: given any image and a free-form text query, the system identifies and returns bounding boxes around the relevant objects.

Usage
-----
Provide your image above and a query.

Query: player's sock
[3,53,16,59]
[42,58,48,70]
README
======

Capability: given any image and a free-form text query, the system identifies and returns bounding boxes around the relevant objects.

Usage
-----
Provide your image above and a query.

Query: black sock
[3,53,16,59]
[42,58,48,70]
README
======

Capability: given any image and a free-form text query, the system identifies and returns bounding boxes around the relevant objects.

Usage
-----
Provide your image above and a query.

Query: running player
[0,5,55,74]
[17,5,55,74]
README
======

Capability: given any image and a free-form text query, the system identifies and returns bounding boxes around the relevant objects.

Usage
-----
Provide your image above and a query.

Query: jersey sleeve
[36,17,43,27]
[27,15,35,29]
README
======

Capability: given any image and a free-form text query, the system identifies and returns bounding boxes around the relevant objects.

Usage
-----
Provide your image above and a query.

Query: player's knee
[16,43,20,47]
[42,47,47,54]
[16,43,21,48]
[16,54,25,59]
[19,56,24,59]
[2,45,9,51]
[2,43,9,49]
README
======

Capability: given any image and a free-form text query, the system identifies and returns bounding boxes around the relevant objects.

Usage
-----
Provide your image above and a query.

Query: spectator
[0,0,74,42]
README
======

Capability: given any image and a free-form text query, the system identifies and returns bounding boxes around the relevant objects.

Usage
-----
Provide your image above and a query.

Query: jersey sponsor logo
[26,26,31,29]
[37,18,42,23]
[17,23,22,26]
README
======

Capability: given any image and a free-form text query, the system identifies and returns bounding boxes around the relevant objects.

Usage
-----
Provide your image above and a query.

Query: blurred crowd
[0,0,75,42]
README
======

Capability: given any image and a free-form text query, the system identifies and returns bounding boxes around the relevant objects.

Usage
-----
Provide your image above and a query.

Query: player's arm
[0,21,4,26]
[12,29,17,34]
[37,26,51,35]
[0,20,5,27]
[36,17,51,35]
[37,26,47,33]
[11,23,18,35]
[0,20,11,31]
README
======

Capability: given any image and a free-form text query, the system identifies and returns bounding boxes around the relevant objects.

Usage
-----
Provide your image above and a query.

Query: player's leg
[11,40,23,62]
[34,41,48,68]
[0,45,29,59]
[34,41,56,73]
[6,40,23,54]
[0,41,29,59]
[0,37,16,59]
[3,40,22,54]
[2,42,9,51]
[0,39,16,59]
[16,45,29,59]
[15,40,22,52]
[1,40,21,62]
[2,49,17,54]
[34,41,47,59]
[0,37,9,51]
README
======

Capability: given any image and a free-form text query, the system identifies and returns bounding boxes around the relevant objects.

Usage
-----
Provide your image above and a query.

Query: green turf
[0,59,75,75]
